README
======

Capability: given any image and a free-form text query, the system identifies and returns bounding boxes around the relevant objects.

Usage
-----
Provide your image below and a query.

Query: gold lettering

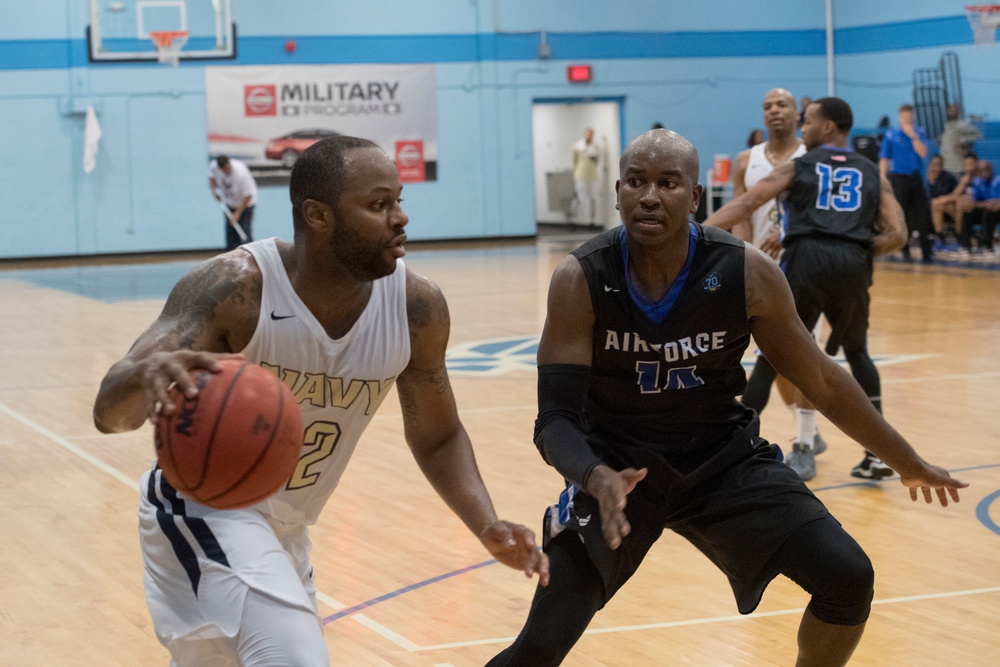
[364,378,396,415]
[327,377,365,408]
[296,373,327,407]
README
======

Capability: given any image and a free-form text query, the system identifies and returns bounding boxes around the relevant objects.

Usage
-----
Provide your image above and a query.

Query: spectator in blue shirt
[880,104,934,262]
[958,159,1000,254]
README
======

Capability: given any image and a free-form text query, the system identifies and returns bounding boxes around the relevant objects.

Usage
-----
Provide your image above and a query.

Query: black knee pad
[806,541,874,626]
[777,517,875,626]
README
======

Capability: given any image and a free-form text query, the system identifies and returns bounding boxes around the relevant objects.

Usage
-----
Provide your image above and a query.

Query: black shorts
[782,237,873,355]
[566,417,830,614]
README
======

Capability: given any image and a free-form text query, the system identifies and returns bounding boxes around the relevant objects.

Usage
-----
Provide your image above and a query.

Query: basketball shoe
[812,430,827,455]
[850,453,894,480]
[785,442,816,481]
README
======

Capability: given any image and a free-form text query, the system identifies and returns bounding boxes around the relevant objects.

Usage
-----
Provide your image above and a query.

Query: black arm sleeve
[534,364,604,489]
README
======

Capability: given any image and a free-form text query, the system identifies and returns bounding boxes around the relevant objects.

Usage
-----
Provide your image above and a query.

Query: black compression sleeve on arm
[534,364,604,489]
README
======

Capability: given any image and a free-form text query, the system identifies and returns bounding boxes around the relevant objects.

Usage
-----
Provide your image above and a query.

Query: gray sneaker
[785,442,817,481]
[813,430,828,455]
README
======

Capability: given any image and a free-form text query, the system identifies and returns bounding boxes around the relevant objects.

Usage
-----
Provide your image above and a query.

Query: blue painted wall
[0,0,992,258]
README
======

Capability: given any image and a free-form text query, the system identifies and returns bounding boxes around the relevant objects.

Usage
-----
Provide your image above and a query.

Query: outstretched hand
[139,350,245,422]
[585,465,648,550]
[759,229,783,259]
[480,521,550,586]
[898,462,968,507]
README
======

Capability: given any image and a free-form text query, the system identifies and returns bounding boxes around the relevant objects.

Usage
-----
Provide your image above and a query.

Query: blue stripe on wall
[0,39,72,69]
[0,15,975,71]
[835,15,972,54]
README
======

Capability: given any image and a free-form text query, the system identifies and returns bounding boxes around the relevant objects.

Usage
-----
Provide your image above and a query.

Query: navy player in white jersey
[93,136,548,666]
[706,88,829,477]
[487,127,965,666]
[708,97,908,480]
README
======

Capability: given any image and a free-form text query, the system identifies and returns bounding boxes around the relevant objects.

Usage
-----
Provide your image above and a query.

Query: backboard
[88,0,235,63]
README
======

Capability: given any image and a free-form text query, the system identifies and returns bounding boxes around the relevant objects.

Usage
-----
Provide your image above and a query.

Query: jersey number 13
[815,163,863,212]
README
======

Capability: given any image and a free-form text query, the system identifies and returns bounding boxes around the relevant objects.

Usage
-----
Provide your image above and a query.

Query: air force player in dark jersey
[707,97,908,481]
[487,125,965,667]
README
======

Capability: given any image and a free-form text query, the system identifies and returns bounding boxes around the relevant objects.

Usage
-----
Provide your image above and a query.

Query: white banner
[206,64,438,182]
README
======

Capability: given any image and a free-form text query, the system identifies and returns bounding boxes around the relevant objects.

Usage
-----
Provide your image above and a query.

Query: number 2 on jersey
[286,420,341,490]
[815,163,862,212]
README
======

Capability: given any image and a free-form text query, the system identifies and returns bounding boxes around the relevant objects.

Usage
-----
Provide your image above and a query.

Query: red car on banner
[265,129,341,167]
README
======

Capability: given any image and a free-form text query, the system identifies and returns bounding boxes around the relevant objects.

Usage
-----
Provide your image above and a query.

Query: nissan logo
[398,144,421,167]
[246,86,275,114]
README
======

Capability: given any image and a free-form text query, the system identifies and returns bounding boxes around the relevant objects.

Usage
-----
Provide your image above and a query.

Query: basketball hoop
[149,30,189,66]
[965,5,1000,45]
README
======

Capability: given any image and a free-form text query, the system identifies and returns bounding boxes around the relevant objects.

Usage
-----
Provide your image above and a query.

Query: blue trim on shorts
[157,467,233,569]
[148,468,202,596]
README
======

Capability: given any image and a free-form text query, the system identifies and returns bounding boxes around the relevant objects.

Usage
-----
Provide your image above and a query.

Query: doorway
[531,99,623,231]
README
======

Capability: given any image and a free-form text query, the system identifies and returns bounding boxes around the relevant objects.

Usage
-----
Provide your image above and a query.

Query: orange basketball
[154,359,303,509]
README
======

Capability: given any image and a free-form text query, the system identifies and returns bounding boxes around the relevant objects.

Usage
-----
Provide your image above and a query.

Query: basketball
[154,359,303,509]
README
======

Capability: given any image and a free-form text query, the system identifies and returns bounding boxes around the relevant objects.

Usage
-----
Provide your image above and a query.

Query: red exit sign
[566,65,593,83]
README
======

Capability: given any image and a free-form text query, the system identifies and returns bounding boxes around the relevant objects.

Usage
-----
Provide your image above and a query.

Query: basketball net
[965,5,1000,45]
[149,30,189,66]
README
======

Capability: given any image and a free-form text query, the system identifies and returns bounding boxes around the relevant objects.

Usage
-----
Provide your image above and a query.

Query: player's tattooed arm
[705,160,794,232]
[398,270,453,426]
[397,270,493,513]
[156,253,262,352]
[93,253,261,433]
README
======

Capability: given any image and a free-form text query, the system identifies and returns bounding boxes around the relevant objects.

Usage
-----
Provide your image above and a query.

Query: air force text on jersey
[604,329,727,361]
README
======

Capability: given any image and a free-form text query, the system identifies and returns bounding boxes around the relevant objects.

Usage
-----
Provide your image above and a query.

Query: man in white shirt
[571,128,602,225]
[209,155,259,250]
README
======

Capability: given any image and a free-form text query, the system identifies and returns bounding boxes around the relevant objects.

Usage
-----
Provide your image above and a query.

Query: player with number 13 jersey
[781,147,881,247]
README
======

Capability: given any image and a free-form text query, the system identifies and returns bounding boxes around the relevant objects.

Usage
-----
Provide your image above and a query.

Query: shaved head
[766,88,796,107]
[621,129,700,183]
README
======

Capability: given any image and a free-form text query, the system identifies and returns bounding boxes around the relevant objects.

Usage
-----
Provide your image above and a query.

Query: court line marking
[882,370,1000,384]
[321,559,496,624]
[413,586,1000,651]
[322,464,1000,652]
[6,399,999,655]
[976,489,1000,536]
[0,400,407,645]
[0,400,136,487]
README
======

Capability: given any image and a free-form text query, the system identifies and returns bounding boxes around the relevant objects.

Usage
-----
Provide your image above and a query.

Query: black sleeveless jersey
[572,224,752,456]
[782,147,881,247]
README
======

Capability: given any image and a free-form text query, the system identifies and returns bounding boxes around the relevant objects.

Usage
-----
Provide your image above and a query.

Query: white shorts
[139,466,326,664]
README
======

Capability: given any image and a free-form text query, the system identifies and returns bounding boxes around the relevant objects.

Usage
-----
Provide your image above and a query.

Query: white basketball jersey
[242,238,410,525]
[744,142,806,248]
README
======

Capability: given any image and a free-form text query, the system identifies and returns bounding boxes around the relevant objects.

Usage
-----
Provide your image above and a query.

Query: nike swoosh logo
[604,285,620,292]
[270,311,296,320]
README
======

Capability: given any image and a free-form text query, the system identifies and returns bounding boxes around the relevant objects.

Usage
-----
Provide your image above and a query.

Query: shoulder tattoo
[161,257,260,349]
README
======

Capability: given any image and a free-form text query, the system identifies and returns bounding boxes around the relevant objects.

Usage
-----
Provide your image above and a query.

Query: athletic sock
[796,408,817,447]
